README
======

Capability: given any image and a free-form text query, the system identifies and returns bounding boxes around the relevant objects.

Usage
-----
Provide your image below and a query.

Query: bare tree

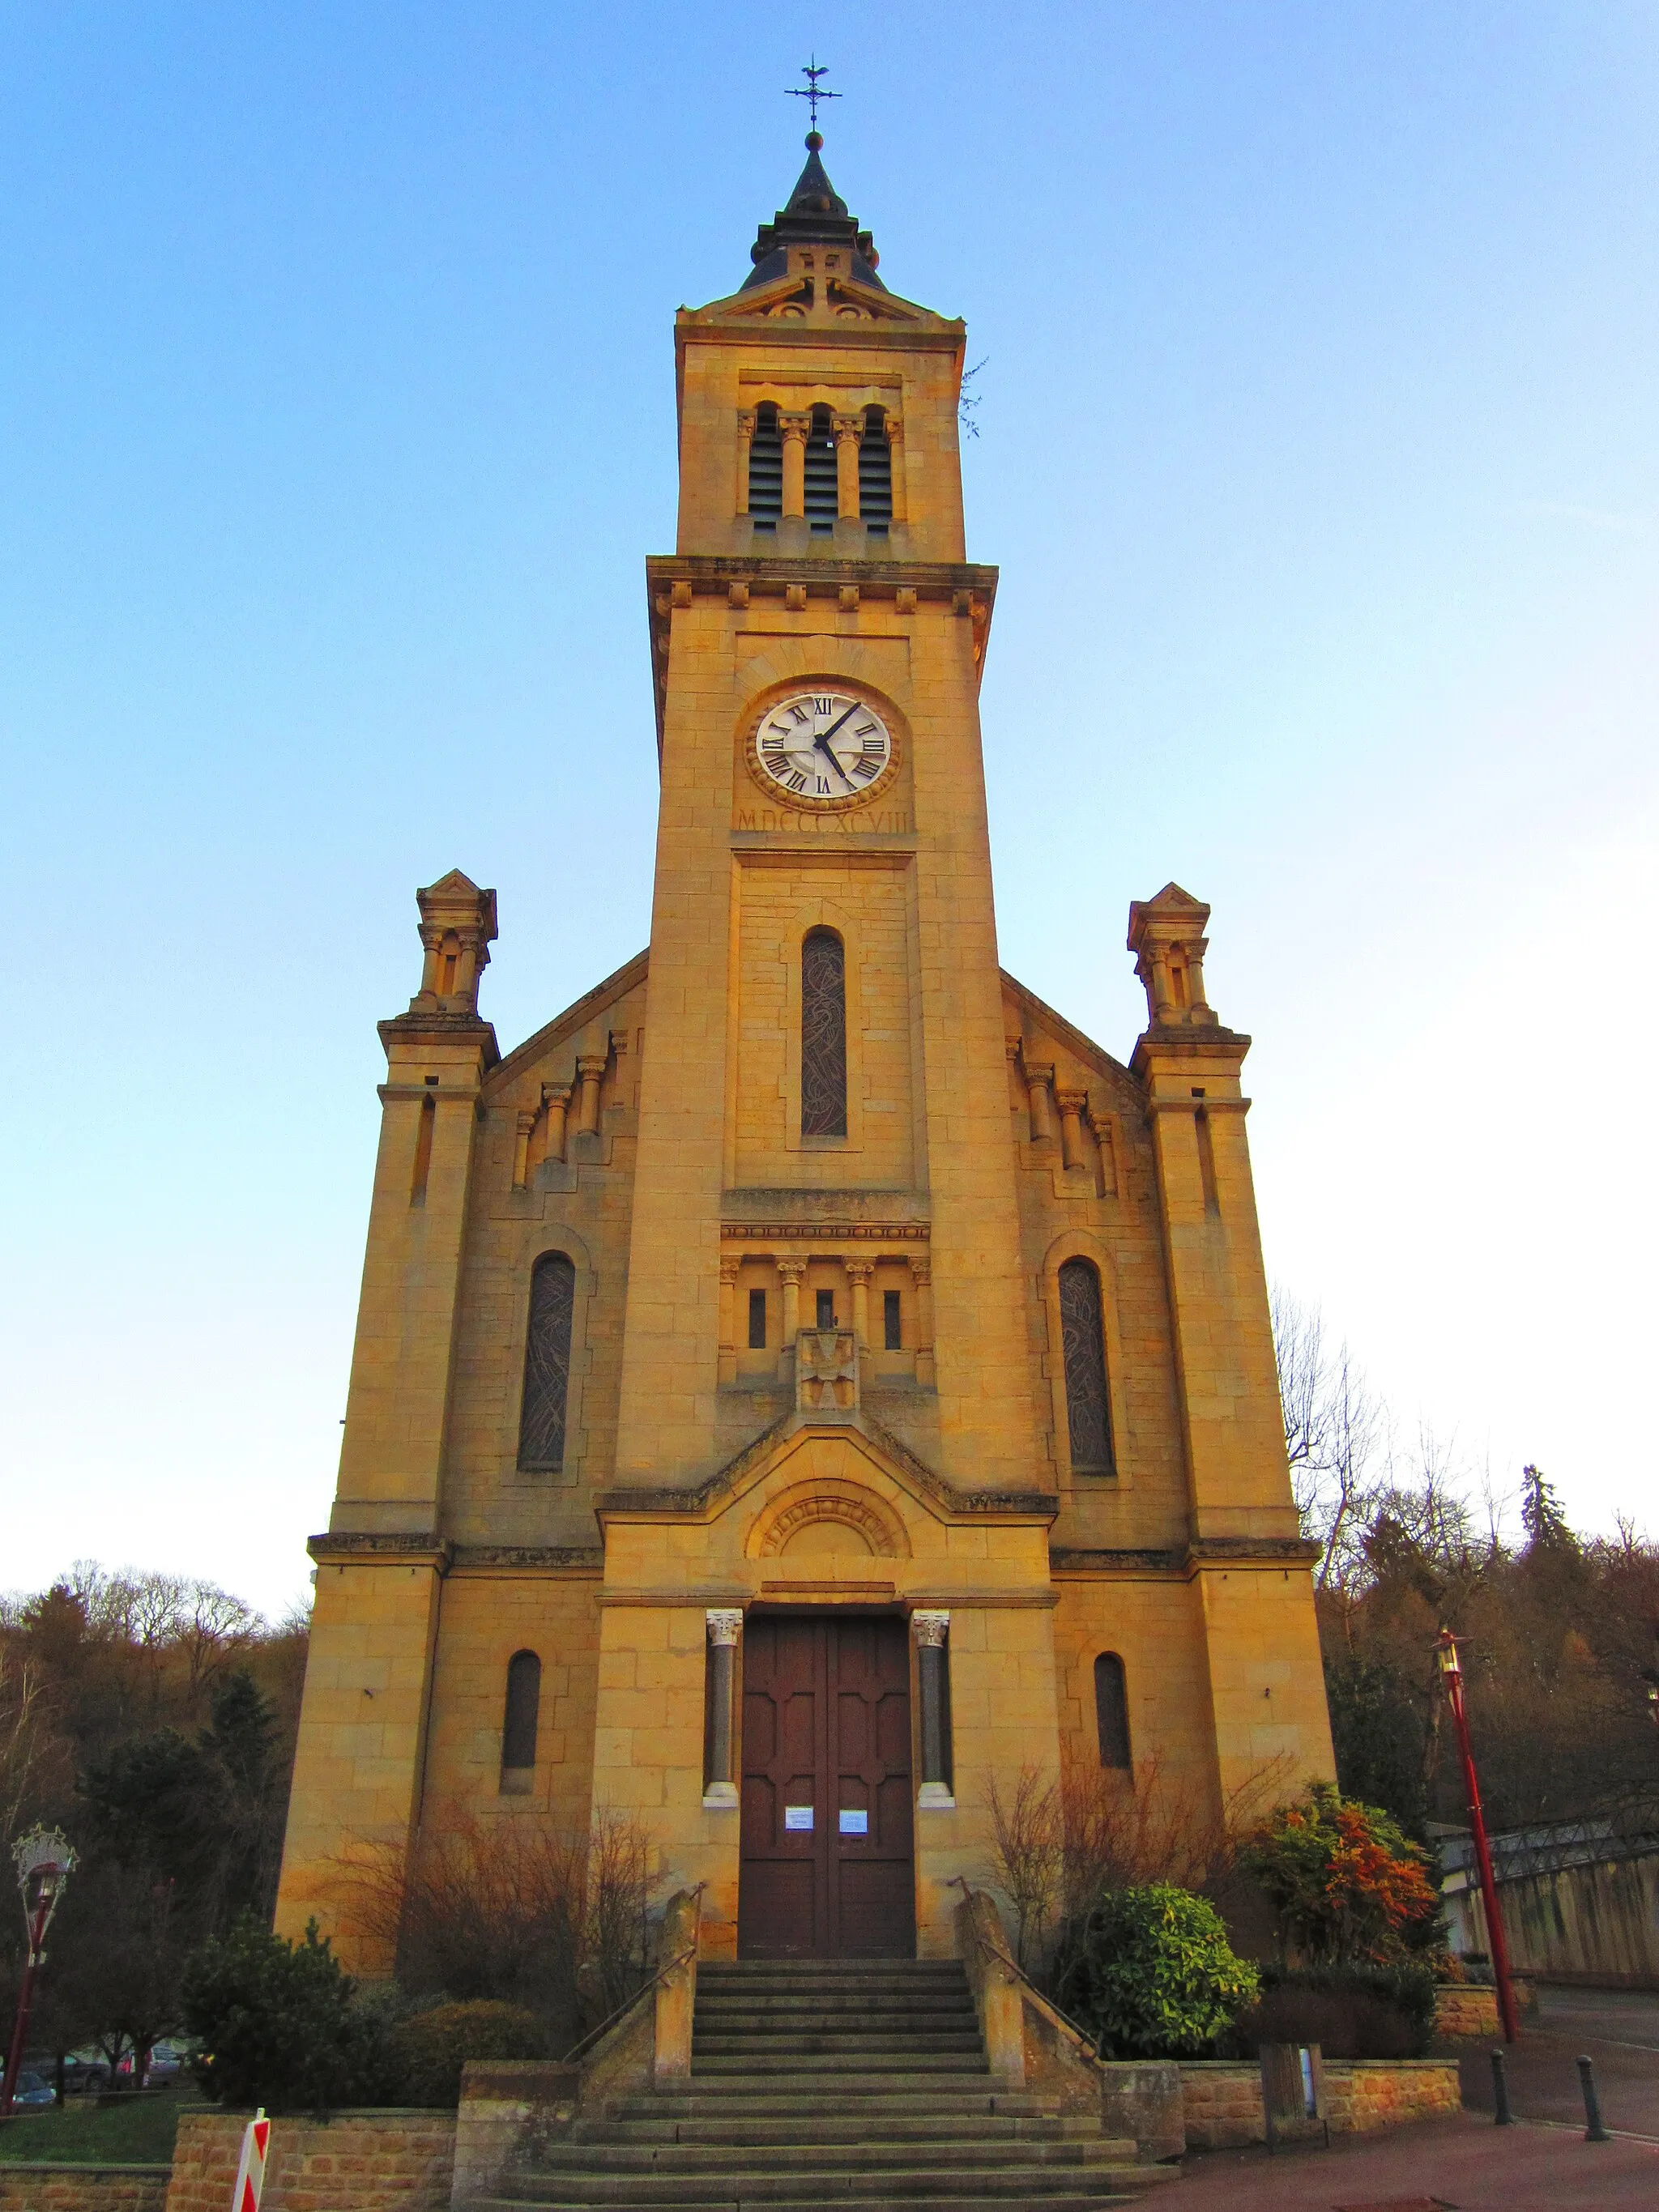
[1271,1288,1384,1590]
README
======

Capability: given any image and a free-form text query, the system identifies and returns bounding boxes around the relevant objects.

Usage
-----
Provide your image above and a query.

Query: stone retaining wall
[1178,2058,1461,2149]
[165,2110,454,2212]
[0,2170,169,2212]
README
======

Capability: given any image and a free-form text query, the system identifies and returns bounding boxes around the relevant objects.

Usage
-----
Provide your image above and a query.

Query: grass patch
[0,2088,198,2166]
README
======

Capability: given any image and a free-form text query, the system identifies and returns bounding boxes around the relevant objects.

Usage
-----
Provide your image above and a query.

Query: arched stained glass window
[1059,1257,1114,1474]
[801,929,847,1138]
[518,1252,575,1470]
[1094,1652,1132,1771]
[501,1649,542,1784]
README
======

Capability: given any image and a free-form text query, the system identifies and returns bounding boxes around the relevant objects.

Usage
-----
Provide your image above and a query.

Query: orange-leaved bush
[1243,1783,1442,1967]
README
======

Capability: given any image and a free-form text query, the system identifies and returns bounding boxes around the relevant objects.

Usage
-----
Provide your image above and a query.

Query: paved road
[1162,1983,1659,2210]
[1162,2111,1658,2210]
[1453,1982,1659,2137]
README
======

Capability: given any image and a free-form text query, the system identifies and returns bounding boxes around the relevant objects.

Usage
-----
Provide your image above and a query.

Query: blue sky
[3,3,1655,1617]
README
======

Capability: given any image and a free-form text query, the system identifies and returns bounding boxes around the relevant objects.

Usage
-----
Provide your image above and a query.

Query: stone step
[696,1990,978,2014]
[693,2031,986,2056]
[691,2053,991,2078]
[572,2117,1132,2150]
[485,2176,1155,2209]
[483,2199,1148,2212]
[527,2142,1139,2176]
[608,2090,1053,2121]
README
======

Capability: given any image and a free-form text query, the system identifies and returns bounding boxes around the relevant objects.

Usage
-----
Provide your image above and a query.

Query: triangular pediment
[487,947,650,1093]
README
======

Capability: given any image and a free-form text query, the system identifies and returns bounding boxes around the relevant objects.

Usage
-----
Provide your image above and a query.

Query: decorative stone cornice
[308,1532,454,1571]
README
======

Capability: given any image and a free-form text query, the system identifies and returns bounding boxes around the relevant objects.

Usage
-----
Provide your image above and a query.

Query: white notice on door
[838,1809,869,1835]
[783,1805,814,1831]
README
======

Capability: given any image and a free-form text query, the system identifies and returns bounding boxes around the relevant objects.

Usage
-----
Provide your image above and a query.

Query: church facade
[275,137,1335,1967]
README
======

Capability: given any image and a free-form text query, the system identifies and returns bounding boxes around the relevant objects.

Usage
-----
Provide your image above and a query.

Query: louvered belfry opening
[748,403,783,527]
[803,404,838,531]
[859,407,892,532]
[801,927,848,1137]
[1059,1257,1114,1474]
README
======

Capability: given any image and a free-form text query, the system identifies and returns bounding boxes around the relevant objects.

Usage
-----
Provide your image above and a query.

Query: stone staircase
[484,1958,1172,2210]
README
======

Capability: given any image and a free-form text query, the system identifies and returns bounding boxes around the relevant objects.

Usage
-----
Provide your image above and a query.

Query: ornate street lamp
[1,1826,77,2115]
[1435,1630,1518,2044]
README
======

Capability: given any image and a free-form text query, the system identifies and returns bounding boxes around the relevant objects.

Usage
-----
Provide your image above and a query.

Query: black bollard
[1490,2048,1512,2125]
[1578,2054,1610,2142]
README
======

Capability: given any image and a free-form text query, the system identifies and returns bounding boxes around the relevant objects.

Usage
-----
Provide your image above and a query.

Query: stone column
[703,1609,744,1808]
[912,1611,953,1808]
[1024,1061,1055,1144]
[885,416,906,522]
[779,413,809,520]
[909,1255,935,1387]
[734,410,755,518]
[717,1255,740,1386]
[1087,1103,1118,1199]
[1055,1089,1088,1172]
[846,1260,874,1353]
[512,1109,536,1191]
[833,413,863,518]
[575,1055,607,1137]
[539,1080,571,1166]
[777,1258,806,1381]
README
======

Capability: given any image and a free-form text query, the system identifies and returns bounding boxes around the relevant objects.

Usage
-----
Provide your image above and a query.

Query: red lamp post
[1,1827,76,2115]
[1435,1629,1519,2044]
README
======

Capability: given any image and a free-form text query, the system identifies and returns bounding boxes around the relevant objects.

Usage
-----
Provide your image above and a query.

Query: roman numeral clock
[749,689,898,806]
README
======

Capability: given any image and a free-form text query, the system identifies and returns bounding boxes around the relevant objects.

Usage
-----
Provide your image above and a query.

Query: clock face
[750,690,897,808]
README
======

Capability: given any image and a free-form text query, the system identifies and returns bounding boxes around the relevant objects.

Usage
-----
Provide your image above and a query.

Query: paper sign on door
[838,1809,869,1835]
[783,1805,814,1831]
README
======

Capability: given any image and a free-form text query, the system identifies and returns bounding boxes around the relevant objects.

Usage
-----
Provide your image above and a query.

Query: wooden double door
[738,1611,915,1958]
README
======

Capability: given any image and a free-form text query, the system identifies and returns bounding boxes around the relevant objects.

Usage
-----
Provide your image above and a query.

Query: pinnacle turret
[742,133,885,292]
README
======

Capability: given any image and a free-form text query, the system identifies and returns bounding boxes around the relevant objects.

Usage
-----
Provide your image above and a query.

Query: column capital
[576,1053,608,1080]
[831,411,864,445]
[706,1608,744,1647]
[718,1254,741,1287]
[911,1609,950,1648]
[906,1255,932,1287]
[845,1259,875,1285]
[776,1255,808,1285]
[778,411,810,445]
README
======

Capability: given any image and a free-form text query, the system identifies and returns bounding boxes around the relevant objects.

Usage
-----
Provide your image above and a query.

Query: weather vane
[786,57,841,134]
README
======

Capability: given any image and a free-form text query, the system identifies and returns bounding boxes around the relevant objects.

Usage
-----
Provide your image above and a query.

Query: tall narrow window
[1094,1652,1132,1771]
[517,1252,575,1470]
[803,405,838,531]
[859,408,892,532]
[748,403,783,526]
[748,1287,768,1349]
[501,1649,541,1792]
[800,928,847,1137]
[1059,1257,1114,1474]
[883,1289,902,1350]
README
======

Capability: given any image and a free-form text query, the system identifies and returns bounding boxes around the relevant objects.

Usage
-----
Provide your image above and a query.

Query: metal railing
[949,1875,1106,2063]
[557,1882,706,2069]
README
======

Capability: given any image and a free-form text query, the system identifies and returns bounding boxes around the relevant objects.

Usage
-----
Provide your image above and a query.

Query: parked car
[11,2071,56,2108]
[60,2052,111,2094]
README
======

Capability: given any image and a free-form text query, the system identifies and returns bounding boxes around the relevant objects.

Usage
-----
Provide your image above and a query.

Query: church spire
[743,131,885,292]
[744,63,883,292]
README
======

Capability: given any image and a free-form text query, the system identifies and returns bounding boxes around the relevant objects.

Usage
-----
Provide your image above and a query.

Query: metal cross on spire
[786,57,841,134]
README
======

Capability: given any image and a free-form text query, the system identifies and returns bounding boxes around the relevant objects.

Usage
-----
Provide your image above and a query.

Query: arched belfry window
[804,405,838,532]
[1059,1257,1114,1475]
[801,928,847,1139]
[748,404,783,527]
[1094,1652,1132,1771]
[501,1649,541,1791]
[518,1252,575,1470]
[859,409,892,532]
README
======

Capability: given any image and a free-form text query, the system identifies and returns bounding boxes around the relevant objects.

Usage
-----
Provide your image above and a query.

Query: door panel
[738,1613,915,1958]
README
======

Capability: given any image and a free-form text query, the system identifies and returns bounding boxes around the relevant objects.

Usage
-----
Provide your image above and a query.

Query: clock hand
[812,731,856,791]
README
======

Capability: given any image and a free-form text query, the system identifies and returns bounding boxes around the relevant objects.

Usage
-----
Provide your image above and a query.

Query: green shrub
[181,1913,403,2112]
[1230,1961,1438,2060]
[1050,1884,1260,2059]
[395,2001,552,2107]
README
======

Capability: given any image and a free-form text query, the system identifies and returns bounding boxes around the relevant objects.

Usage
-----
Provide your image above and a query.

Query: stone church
[275,132,1335,1969]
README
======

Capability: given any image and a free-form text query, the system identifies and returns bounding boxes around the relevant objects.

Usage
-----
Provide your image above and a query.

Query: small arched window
[518,1252,575,1470]
[801,929,847,1138]
[1094,1652,1132,1771]
[1059,1257,1114,1474]
[501,1649,542,1790]
[748,404,783,527]
[859,408,892,531]
[804,405,838,531]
